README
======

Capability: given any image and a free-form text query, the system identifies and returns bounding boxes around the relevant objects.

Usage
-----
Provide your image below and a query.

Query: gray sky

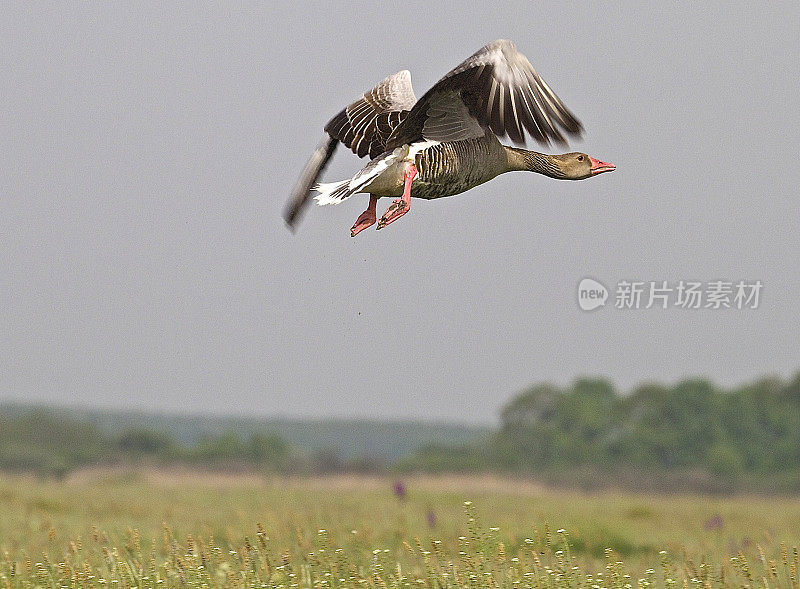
[2,2,799,424]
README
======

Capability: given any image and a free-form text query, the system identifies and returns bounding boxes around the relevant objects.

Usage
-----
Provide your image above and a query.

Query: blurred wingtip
[283,208,301,233]
[283,134,338,235]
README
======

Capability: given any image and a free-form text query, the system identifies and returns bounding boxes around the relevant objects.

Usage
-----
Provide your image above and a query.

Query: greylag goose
[284,39,614,236]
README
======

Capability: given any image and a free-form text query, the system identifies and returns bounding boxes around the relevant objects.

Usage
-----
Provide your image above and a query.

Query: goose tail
[314,149,401,206]
[313,180,353,205]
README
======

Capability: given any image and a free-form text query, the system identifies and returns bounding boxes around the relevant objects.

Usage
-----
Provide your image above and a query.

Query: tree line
[401,373,800,492]
[0,409,296,477]
[3,372,800,491]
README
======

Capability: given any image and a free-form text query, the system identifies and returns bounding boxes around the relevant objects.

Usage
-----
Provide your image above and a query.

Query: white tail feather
[313,150,402,206]
[314,180,350,205]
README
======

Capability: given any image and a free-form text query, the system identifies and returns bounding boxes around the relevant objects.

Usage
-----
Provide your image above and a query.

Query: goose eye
[577,155,584,161]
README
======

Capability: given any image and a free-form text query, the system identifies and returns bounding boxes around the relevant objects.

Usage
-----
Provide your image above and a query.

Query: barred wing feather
[388,39,582,149]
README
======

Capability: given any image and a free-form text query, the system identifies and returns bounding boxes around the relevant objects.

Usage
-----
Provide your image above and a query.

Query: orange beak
[589,157,615,175]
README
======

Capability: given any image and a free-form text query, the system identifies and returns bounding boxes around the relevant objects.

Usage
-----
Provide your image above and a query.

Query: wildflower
[426,510,437,529]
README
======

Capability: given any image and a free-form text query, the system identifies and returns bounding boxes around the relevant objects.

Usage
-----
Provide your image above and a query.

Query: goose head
[554,152,616,180]
[506,147,615,179]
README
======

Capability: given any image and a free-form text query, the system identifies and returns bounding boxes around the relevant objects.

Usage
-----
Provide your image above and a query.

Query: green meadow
[1,472,799,588]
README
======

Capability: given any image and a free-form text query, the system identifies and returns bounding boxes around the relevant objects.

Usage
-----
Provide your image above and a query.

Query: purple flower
[703,514,724,531]
[392,480,406,499]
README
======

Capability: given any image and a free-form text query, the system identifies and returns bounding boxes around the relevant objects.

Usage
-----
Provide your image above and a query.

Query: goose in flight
[284,39,614,236]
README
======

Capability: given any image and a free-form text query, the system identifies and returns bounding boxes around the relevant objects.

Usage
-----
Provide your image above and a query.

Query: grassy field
[1,470,799,588]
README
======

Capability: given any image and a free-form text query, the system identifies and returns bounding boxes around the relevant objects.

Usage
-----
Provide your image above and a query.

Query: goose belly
[360,150,408,197]
[410,140,503,200]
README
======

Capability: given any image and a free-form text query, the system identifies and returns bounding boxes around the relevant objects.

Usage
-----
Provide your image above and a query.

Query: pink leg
[377,163,417,230]
[350,195,378,237]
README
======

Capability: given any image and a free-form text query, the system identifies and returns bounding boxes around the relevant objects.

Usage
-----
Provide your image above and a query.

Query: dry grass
[2,471,800,587]
[63,468,551,494]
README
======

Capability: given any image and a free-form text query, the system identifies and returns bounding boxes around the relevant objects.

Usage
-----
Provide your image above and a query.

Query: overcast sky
[2,3,799,424]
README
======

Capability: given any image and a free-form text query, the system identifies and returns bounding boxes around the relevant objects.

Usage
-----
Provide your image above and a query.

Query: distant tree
[555,378,618,445]
[247,432,290,469]
[0,409,107,476]
[116,428,176,457]
[500,383,562,428]
[705,443,744,478]
[191,432,247,465]
[312,449,343,474]
[782,372,800,404]
[395,444,487,473]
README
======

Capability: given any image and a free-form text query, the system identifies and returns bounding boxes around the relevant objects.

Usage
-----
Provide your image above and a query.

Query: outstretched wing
[388,39,582,149]
[284,70,417,230]
[325,70,417,159]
